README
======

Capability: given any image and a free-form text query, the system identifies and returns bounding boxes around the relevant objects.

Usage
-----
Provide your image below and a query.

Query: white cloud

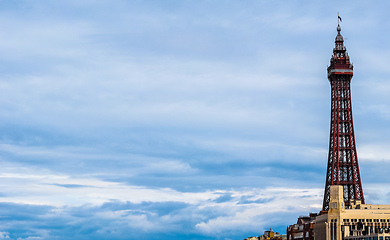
[0,232,10,239]
[195,188,322,236]
[358,143,390,161]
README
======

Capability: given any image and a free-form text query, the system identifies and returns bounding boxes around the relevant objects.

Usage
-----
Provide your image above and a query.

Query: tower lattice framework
[322,25,364,211]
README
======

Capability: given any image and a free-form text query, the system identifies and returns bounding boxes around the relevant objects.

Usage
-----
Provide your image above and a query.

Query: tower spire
[322,25,364,211]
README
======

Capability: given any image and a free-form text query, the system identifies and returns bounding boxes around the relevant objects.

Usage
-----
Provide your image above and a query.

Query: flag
[338,14,342,22]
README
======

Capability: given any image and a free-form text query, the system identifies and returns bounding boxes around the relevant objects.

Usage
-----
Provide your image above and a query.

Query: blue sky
[1,0,390,239]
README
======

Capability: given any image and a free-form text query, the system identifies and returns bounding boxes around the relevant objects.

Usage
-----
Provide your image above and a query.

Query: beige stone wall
[314,186,390,240]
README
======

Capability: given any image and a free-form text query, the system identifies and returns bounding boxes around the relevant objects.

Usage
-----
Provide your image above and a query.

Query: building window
[331,223,337,240]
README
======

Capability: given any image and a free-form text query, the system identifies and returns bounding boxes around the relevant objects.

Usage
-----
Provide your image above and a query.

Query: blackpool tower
[322,24,364,211]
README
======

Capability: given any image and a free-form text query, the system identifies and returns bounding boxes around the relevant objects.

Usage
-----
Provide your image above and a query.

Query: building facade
[245,229,285,240]
[287,214,317,240]
[315,186,390,240]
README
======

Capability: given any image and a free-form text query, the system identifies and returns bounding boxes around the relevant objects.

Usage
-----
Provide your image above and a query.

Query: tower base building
[288,186,390,240]
[314,186,390,240]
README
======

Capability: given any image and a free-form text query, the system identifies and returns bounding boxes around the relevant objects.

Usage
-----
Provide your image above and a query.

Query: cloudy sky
[1,1,390,239]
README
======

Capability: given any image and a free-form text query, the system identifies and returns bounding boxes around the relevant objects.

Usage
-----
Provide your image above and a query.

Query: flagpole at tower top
[338,13,342,24]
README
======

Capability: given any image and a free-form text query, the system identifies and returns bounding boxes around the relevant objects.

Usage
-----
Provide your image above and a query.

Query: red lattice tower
[322,24,364,211]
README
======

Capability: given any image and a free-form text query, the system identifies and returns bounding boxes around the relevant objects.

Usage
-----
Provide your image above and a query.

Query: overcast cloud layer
[1,1,390,239]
